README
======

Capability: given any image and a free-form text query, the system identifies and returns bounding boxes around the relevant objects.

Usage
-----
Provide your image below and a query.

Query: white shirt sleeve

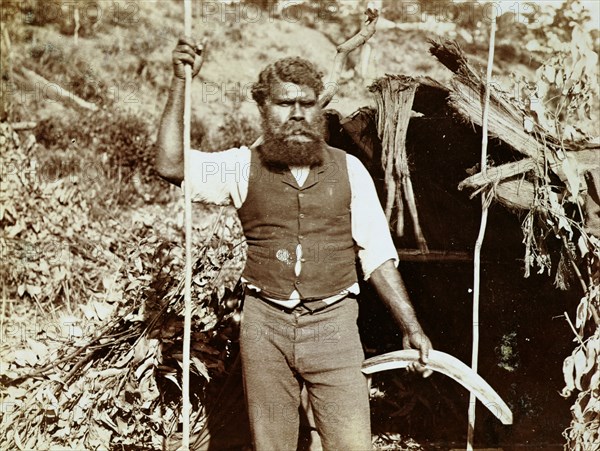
[184,146,251,208]
[347,154,399,280]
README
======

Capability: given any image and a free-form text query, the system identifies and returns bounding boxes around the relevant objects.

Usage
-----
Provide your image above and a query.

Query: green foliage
[562,326,600,449]
[35,109,174,206]
[1,109,177,327]
[0,124,246,449]
[0,212,244,449]
[23,40,109,104]
[15,0,104,38]
[498,0,599,140]
[510,56,599,451]
[492,5,600,449]
[1,122,124,316]
[205,108,260,151]
[241,0,272,10]
[514,25,598,141]
[529,0,593,47]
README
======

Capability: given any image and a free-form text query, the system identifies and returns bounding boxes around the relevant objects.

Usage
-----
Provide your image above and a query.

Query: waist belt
[247,289,351,313]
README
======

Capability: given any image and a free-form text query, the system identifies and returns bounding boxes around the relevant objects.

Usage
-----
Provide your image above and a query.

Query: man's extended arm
[369,259,433,375]
[346,154,433,376]
[156,36,205,185]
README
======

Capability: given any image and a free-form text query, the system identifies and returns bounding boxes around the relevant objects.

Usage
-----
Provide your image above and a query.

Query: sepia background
[1,1,599,450]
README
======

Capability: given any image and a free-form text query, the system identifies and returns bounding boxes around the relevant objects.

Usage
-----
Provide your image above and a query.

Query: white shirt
[185,146,398,304]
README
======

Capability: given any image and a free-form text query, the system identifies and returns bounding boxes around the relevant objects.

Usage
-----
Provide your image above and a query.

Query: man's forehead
[270,82,316,100]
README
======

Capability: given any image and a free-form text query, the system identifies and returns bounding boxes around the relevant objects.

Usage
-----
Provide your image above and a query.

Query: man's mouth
[284,126,315,140]
[286,133,313,142]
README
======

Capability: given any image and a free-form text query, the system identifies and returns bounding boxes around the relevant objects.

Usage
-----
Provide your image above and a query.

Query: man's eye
[301,101,316,107]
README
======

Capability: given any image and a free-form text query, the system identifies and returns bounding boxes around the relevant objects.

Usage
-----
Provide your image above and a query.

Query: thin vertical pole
[182,0,193,449]
[467,11,497,451]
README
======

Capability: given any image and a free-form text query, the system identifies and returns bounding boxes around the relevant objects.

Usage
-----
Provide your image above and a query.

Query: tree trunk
[1,25,13,122]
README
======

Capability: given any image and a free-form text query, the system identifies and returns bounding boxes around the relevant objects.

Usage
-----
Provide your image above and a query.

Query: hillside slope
[8,1,480,136]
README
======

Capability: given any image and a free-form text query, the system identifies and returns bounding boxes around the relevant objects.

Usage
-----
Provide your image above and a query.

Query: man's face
[258,81,326,168]
[262,82,322,142]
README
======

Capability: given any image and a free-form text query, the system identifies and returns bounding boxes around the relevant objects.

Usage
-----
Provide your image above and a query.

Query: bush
[17,0,104,38]
[35,110,175,206]
[241,0,272,11]
[0,122,245,449]
[206,110,260,151]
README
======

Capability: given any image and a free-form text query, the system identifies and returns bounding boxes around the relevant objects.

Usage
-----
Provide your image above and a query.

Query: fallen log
[16,67,99,112]
[10,121,37,131]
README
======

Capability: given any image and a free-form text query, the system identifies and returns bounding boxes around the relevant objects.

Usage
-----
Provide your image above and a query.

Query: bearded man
[156,37,433,451]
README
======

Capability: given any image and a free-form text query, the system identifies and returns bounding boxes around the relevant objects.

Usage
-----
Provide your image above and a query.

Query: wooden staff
[467,12,497,451]
[182,0,193,449]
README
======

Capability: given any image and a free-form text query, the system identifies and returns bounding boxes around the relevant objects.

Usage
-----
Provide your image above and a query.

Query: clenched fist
[172,35,206,80]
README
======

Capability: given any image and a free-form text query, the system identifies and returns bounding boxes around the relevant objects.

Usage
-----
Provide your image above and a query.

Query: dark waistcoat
[237,145,358,299]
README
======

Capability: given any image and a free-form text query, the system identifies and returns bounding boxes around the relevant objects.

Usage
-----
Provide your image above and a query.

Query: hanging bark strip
[467,17,497,451]
[181,0,193,449]
[369,76,428,252]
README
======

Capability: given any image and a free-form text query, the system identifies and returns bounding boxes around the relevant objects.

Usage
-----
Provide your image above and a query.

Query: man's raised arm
[156,36,205,185]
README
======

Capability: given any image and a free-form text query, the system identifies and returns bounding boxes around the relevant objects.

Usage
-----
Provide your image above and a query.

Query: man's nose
[289,102,305,120]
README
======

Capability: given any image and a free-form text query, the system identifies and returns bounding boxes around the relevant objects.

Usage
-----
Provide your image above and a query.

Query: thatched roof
[326,40,600,451]
[329,41,599,251]
[428,41,599,213]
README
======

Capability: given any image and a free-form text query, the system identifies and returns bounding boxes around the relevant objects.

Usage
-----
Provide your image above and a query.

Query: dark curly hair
[251,57,324,106]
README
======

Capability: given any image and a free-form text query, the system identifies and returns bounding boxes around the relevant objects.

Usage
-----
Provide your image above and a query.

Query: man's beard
[258,112,326,170]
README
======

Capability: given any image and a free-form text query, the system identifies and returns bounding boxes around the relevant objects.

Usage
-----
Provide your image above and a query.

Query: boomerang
[362,349,513,425]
